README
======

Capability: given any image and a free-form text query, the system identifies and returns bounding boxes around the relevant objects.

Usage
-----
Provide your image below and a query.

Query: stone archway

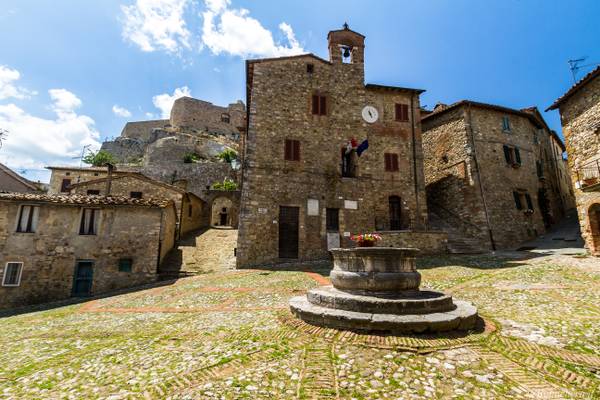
[588,203,600,255]
[203,189,240,228]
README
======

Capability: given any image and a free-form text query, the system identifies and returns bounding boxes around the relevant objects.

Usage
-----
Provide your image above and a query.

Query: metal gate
[279,206,299,259]
[72,261,94,297]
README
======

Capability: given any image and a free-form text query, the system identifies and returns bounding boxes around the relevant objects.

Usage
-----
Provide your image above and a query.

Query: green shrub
[82,150,116,167]
[210,178,238,191]
[183,152,201,163]
[217,149,238,163]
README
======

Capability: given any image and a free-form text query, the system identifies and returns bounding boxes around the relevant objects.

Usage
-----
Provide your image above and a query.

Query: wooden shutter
[293,140,300,161]
[503,145,511,164]
[384,153,391,171]
[395,104,409,121]
[392,154,399,171]
[319,96,327,115]
[312,95,319,115]
[513,191,523,210]
[284,139,292,160]
[525,194,533,210]
[514,147,521,165]
[61,179,71,193]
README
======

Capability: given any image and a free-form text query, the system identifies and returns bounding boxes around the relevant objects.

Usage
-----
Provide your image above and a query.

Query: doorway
[279,206,299,259]
[72,261,94,297]
[389,196,402,230]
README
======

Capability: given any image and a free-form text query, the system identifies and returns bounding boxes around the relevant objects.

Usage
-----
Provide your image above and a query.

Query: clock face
[362,105,378,123]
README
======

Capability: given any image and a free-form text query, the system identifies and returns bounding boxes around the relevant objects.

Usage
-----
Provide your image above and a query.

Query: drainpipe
[105,163,114,196]
[465,105,496,251]
[410,94,422,230]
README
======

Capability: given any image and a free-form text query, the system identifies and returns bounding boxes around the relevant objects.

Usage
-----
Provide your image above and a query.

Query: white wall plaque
[344,200,358,210]
[258,208,267,214]
[343,232,351,237]
[307,199,319,216]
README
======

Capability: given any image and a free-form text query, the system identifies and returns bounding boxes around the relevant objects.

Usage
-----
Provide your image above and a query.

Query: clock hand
[368,110,372,117]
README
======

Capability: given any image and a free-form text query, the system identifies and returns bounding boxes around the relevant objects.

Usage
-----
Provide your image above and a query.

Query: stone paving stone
[0,253,598,399]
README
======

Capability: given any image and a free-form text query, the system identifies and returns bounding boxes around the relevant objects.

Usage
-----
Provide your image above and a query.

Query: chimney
[104,163,115,196]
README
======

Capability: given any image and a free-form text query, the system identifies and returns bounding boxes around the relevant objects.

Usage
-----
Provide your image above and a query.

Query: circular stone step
[289,296,478,334]
[307,286,455,315]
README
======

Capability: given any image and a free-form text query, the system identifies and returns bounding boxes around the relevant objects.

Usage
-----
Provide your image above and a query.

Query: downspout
[465,105,496,251]
[410,94,421,229]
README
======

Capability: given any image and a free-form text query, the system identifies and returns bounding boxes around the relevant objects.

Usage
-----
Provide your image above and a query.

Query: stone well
[289,248,478,334]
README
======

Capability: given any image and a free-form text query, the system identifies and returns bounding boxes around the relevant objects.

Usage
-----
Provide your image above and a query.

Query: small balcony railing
[576,159,600,190]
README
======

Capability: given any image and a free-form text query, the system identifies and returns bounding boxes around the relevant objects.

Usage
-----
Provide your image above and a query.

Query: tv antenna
[568,57,600,83]
[72,144,92,167]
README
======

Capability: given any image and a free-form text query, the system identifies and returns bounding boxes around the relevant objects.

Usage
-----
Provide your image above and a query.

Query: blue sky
[0,0,598,182]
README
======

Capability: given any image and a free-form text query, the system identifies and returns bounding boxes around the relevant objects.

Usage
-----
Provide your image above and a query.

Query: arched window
[389,196,402,230]
[221,113,230,123]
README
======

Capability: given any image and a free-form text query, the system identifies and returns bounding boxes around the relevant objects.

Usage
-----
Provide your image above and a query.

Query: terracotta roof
[546,65,600,111]
[365,83,425,94]
[422,100,545,128]
[68,172,186,193]
[0,163,40,191]
[0,192,171,208]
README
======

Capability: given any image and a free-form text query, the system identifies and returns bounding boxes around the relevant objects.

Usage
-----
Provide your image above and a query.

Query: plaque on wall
[307,199,319,216]
[344,200,358,210]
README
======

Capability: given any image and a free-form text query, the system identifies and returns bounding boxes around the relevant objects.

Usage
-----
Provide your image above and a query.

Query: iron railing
[577,159,600,188]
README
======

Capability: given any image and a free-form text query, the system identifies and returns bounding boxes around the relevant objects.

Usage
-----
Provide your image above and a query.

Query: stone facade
[47,166,112,194]
[0,163,43,193]
[68,173,207,236]
[237,26,431,268]
[547,66,600,255]
[170,97,245,139]
[376,230,448,255]
[422,101,574,250]
[0,193,177,310]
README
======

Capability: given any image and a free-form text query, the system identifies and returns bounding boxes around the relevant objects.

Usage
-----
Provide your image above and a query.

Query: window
[384,153,399,172]
[395,104,409,122]
[284,139,300,161]
[503,145,521,166]
[60,178,71,193]
[188,204,193,217]
[16,205,39,233]
[311,95,327,116]
[326,208,339,231]
[2,262,23,286]
[87,190,100,195]
[130,191,143,199]
[306,63,314,74]
[389,196,402,230]
[79,208,99,235]
[513,191,534,211]
[220,113,230,123]
[118,258,133,273]
[502,116,511,132]
[536,161,544,178]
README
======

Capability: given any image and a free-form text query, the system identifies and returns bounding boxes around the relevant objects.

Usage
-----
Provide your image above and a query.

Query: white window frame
[2,262,23,287]
[15,204,40,233]
[79,208,100,236]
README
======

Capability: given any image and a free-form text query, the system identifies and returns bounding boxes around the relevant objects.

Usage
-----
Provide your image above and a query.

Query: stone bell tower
[327,23,365,83]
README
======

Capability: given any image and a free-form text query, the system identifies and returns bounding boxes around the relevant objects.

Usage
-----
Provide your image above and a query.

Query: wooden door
[279,206,299,259]
[389,196,402,230]
[72,261,94,297]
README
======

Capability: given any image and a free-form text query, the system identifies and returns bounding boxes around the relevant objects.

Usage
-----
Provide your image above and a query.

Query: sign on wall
[344,200,358,210]
[307,199,319,216]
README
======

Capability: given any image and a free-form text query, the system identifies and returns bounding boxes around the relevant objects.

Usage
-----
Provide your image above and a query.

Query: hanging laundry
[356,139,369,156]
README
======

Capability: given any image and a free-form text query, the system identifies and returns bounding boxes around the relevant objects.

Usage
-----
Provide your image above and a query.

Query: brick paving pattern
[0,251,599,399]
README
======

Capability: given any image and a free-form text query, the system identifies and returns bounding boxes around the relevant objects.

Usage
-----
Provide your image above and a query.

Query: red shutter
[319,96,327,115]
[396,104,409,121]
[392,154,399,171]
[284,139,291,160]
[293,140,300,161]
[312,95,319,115]
[384,153,391,171]
[395,104,401,121]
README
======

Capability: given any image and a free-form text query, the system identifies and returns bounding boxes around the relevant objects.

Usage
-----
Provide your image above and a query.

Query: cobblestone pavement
[1,252,599,399]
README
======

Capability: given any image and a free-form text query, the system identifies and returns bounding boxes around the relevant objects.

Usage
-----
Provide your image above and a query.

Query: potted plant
[350,233,382,247]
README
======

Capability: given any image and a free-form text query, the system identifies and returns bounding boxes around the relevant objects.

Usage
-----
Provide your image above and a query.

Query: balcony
[576,159,600,192]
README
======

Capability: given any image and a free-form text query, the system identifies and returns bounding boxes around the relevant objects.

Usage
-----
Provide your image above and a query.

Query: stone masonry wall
[376,231,448,255]
[0,201,172,310]
[237,46,429,268]
[558,73,600,255]
[170,97,245,139]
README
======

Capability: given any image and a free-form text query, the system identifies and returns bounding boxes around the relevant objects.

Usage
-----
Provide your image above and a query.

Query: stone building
[0,163,44,193]
[68,172,206,236]
[547,66,600,255]
[236,25,445,268]
[0,193,177,310]
[421,101,574,251]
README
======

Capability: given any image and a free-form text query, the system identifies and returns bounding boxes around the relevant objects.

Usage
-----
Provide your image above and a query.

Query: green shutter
[525,194,533,210]
[514,147,521,165]
[503,145,511,164]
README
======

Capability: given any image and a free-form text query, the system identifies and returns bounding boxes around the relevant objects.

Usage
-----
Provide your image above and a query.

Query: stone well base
[289,295,478,334]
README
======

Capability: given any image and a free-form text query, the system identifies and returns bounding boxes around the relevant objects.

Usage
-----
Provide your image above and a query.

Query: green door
[72,261,94,297]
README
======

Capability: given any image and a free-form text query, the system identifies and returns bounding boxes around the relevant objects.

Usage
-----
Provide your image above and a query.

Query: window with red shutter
[311,95,327,116]
[392,154,399,171]
[285,139,300,161]
[319,96,327,115]
[395,104,409,122]
[292,140,300,161]
[384,153,399,172]
[312,95,319,115]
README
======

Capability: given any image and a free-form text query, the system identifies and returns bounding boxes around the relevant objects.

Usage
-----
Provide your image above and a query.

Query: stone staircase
[428,209,487,254]
[159,227,238,279]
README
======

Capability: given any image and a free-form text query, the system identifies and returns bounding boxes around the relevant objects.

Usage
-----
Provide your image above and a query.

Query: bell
[343,47,351,58]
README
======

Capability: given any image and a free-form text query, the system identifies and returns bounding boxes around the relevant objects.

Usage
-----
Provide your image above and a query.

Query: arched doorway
[211,197,234,227]
[389,196,402,230]
[589,203,600,255]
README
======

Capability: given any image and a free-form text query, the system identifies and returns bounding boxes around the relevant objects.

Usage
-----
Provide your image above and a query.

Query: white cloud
[0,65,36,100]
[152,86,191,118]
[0,89,101,182]
[112,104,132,117]
[201,0,304,58]
[145,112,156,119]
[121,0,191,54]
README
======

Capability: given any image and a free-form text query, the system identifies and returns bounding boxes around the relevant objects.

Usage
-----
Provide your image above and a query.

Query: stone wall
[0,200,176,310]
[180,194,206,235]
[556,72,600,255]
[237,28,431,268]
[376,230,448,255]
[170,97,245,139]
[48,167,109,194]
[120,120,170,141]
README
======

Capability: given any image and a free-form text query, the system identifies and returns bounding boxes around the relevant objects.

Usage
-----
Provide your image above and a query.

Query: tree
[82,150,116,167]
[210,178,238,191]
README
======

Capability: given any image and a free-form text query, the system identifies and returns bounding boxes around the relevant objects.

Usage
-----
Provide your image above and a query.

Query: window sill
[14,231,35,234]
[1,284,20,287]
[78,234,97,236]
